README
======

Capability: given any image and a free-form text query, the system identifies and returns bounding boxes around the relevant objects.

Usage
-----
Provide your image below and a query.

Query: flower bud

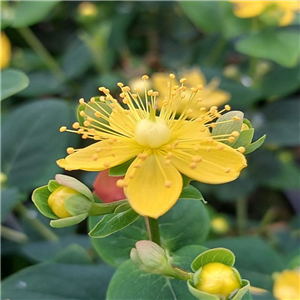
[131,240,190,280]
[194,262,241,299]
[32,174,94,228]
[1,32,11,69]
[93,170,125,203]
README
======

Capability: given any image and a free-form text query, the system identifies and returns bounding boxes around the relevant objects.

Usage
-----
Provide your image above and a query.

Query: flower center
[134,117,171,148]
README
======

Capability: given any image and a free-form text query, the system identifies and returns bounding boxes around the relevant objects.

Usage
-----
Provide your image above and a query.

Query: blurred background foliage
[1,1,299,300]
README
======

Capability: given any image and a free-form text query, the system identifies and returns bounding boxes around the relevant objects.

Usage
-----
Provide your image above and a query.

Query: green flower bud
[131,240,190,280]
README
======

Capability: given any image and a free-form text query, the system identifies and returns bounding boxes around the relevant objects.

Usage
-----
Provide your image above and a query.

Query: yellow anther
[225,167,231,173]
[165,180,172,188]
[60,126,67,132]
[116,179,127,187]
[90,97,95,103]
[67,147,75,154]
[187,109,193,114]
[225,105,231,111]
[193,156,202,162]
[206,147,211,152]
[134,164,141,168]
[96,147,102,152]
[142,75,149,80]
[72,122,80,129]
[138,153,148,160]
[237,146,246,153]
[197,84,203,90]
[200,107,207,112]
[217,144,225,150]
[79,98,85,104]
[98,87,105,92]
[92,154,98,161]
[78,128,84,134]
[228,137,235,143]
[103,162,110,168]
[83,121,90,127]
[120,92,125,98]
[232,116,240,121]
[173,85,180,90]
[94,111,102,118]
[152,91,159,97]
[147,89,153,96]
[122,86,130,92]
[169,74,175,79]
[80,110,85,117]
[231,131,240,137]
[180,78,187,84]
[117,82,124,87]
[191,87,197,92]
[190,162,197,169]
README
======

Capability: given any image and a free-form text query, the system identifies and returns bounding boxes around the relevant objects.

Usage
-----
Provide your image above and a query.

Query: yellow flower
[1,32,11,69]
[57,74,247,218]
[77,1,98,17]
[273,269,300,300]
[152,68,230,119]
[195,262,242,299]
[231,1,300,26]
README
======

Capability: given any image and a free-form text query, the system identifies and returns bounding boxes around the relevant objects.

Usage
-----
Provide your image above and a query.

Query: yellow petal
[171,141,247,184]
[200,90,230,109]
[124,153,182,218]
[231,1,266,18]
[273,270,300,300]
[278,9,295,26]
[1,32,11,69]
[57,138,141,171]
[180,68,207,86]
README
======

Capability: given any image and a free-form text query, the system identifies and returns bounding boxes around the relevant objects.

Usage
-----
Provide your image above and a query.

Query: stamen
[60,126,67,132]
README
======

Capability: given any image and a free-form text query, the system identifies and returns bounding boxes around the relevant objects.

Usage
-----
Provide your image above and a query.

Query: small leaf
[245,134,266,154]
[47,180,61,192]
[50,213,88,228]
[109,158,135,176]
[11,1,60,28]
[32,186,57,219]
[191,248,235,272]
[230,129,254,148]
[89,209,140,238]
[1,69,29,100]
[179,185,205,202]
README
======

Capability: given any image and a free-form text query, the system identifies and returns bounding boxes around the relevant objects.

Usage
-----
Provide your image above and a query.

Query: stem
[144,217,161,246]
[1,225,29,244]
[236,196,248,235]
[17,27,66,82]
[15,204,59,242]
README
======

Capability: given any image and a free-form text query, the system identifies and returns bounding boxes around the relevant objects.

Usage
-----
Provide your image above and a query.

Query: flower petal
[57,138,141,171]
[171,141,247,184]
[180,68,206,86]
[231,1,265,18]
[124,153,182,218]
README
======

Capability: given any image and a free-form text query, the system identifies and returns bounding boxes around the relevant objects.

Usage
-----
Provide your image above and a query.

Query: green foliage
[1,69,29,100]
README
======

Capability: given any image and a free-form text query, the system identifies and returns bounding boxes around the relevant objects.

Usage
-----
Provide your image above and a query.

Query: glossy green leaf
[11,1,60,28]
[191,248,235,272]
[235,28,300,68]
[179,185,205,201]
[89,208,140,238]
[244,135,266,154]
[89,199,210,266]
[107,245,206,300]
[1,69,29,100]
[1,100,74,192]
[2,246,115,300]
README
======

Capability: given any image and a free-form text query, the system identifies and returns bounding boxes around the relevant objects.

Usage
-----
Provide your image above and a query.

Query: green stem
[236,196,247,235]
[17,27,66,82]
[15,204,59,242]
[206,37,227,65]
[145,217,161,246]
[1,225,29,244]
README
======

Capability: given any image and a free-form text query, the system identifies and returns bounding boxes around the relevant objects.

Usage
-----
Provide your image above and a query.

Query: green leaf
[89,208,140,238]
[11,1,60,28]
[50,213,88,228]
[179,1,222,33]
[109,158,135,176]
[1,100,75,192]
[254,98,299,147]
[1,187,25,220]
[89,199,210,266]
[244,135,266,154]
[2,247,115,300]
[47,180,61,192]
[235,28,300,68]
[107,245,206,300]
[191,248,235,272]
[179,185,205,201]
[231,129,254,148]
[1,69,29,100]
[32,186,57,219]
